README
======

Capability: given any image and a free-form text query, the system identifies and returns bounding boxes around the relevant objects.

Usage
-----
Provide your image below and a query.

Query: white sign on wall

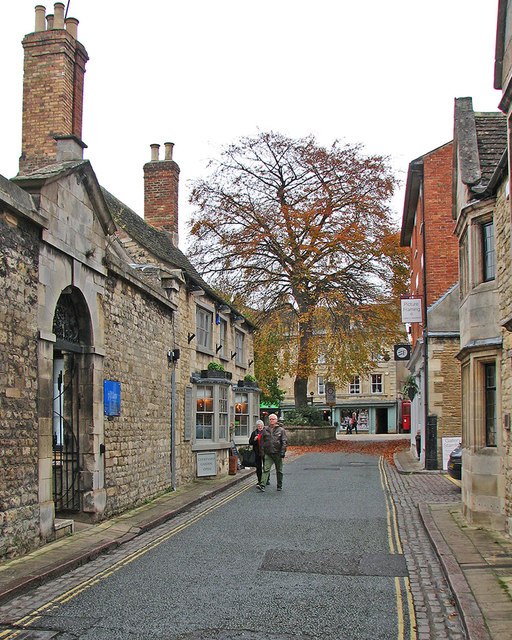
[401,298,423,323]
[442,437,461,471]
[197,452,217,477]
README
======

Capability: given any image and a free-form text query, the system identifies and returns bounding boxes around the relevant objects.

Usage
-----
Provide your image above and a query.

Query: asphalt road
[2,452,415,639]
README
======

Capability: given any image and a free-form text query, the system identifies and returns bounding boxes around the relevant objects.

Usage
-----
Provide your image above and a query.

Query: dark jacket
[260,423,287,456]
[249,429,263,457]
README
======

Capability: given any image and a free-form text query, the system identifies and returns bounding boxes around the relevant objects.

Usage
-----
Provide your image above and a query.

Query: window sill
[196,345,215,357]
[191,442,231,452]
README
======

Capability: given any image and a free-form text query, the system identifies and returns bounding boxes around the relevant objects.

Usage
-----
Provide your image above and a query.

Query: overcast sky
[0,0,502,249]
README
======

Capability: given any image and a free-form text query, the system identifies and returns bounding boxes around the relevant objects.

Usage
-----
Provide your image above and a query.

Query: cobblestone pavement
[385,464,466,639]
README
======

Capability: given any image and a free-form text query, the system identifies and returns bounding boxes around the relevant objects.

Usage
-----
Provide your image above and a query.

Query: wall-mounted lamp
[233,315,244,324]
[188,332,196,344]
[231,351,237,360]
[167,348,180,363]
[216,344,222,353]
[218,304,230,313]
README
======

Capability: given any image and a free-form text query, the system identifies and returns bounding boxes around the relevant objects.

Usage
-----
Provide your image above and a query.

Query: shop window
[196,307,213,350]
[196,385,213,439]
[194,383,230,442]
[318,376,325,395]
[218,385,228,440]
[349,376,360,394]
[234,391,249,437]
[371,374,383,394]
[484,363,497,447]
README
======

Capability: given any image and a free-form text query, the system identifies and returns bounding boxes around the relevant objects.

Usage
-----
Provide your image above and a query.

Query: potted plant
[201,362,232,380]
[403,375,419,400]
[237,374,259,388]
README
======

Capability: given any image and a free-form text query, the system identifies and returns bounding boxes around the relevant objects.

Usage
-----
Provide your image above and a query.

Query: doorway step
[54,518,74,540]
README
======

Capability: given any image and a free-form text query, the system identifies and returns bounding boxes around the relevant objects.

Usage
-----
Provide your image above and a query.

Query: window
[235,330,245,366]
[459,231,469,297]
[218,386,228,440]
[317,376,325,395]
[482,221,495,282]
[484,363,497,447]
[371,374,383,394]
[196,307,213,350]
[219,319,227,358]
[349,376,360,394]
[196,385,213,439]
[194,384,230,442]
[234,392,249,437]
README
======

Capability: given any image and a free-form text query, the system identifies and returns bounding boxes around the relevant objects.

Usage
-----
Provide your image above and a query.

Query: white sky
[0,0,502,249]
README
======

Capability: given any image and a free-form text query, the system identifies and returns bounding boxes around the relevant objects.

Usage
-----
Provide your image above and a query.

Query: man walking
[257,413,287,492]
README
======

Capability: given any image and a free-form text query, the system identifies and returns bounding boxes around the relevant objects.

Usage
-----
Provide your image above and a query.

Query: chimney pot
[35,5,46,32]
[46,13,54,30]
[164,142,175,161]
[150,144,160,162]
[54,3,65,29]
[65,17,79,39]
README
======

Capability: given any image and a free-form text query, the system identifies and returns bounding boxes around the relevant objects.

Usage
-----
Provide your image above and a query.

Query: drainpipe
[422,179,437,470]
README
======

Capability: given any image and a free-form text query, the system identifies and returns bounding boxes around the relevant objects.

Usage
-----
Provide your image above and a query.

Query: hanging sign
[325,382,336,405]
[394,344,411,361]
[401,298,422,323]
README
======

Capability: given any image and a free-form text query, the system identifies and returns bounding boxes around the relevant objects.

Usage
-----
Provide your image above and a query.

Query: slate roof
[474,112,508,188]
[100,187,248,321]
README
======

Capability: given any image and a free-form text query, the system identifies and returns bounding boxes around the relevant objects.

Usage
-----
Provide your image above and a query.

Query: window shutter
[184,386,193,441]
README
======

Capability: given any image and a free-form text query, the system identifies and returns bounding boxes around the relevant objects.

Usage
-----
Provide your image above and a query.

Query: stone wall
[0,211,41,559]
[102,270,179,517]
[495,178,512,534]
[429,337,462,464]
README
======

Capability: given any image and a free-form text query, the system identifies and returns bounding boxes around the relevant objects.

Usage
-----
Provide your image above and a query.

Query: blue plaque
[104,380,121,416]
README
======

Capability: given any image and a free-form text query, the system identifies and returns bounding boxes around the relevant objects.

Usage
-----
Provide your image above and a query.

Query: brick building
[400,141,462,469]
[0,4,257,560]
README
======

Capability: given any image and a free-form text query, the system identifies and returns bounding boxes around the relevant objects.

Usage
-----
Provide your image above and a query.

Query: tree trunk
[294,377,308,407]
[294,307,313,407]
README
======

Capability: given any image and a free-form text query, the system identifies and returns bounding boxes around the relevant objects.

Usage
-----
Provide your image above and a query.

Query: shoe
[266,480,270,485]
[277,487,282,491]
[256,484,265,492]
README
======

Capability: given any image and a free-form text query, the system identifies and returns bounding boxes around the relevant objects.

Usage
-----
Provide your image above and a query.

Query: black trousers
[255,454,263,483]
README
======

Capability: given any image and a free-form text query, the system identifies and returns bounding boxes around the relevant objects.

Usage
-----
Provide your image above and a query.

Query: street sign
[325,382,336,405]
[394,344,411,361]
[401,297,422,323]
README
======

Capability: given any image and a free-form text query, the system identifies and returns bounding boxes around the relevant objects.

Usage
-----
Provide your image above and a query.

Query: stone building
[495,0,512,537]
[400,142,462,469]
[452,96,508,529]
[0,4,257,560]
[278,352,408,434]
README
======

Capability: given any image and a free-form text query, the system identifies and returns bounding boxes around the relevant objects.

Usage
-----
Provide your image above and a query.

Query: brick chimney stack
[19,3,89,174]
[143,142,180,246]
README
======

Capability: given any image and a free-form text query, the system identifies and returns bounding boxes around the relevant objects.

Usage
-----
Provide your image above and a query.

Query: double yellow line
[0,483,252,639]
[378,456,417,640]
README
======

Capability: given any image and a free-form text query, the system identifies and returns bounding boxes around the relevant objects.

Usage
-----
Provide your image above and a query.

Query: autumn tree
[189,131,407,406]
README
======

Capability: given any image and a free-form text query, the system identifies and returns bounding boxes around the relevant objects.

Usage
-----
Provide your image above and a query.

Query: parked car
[447,444,462,480]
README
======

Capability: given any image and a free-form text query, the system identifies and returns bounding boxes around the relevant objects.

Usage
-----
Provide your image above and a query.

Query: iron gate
[52,355,80,512]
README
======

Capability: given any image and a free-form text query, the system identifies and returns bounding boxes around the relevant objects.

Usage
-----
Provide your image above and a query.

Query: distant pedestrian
[257,413,287,492]
[249,419,265,485]
[349,412,358,435]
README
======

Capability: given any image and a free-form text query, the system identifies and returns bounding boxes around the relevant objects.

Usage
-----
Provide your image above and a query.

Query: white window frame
[194,383,230,443]
[235,330,245,367]
[196,306,213,351]
[234,391,249,437]
[371,374,383,394]
[349,376,360,394]
[219,318,227,359]
[317,375,325,395]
